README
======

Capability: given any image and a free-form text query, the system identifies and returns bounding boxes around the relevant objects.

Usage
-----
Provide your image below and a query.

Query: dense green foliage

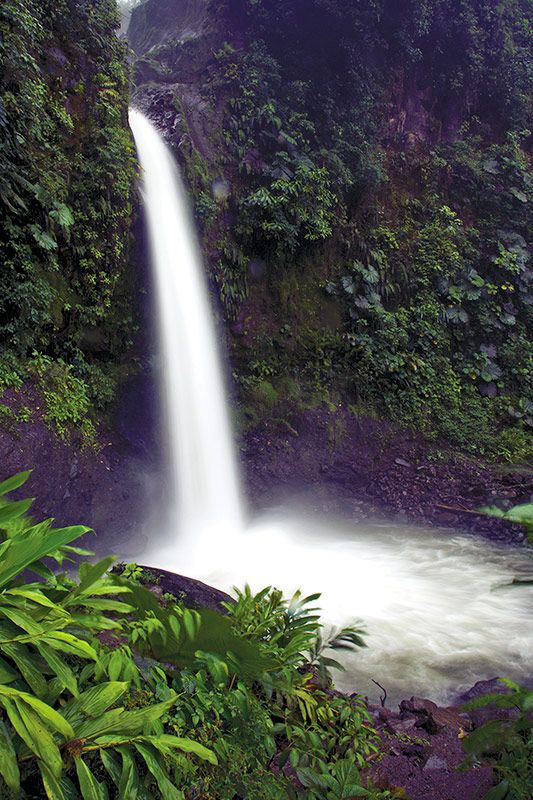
[0,0,136,437]
[153,0,532,459]
[0,473,401,799]
[461,680,533,800]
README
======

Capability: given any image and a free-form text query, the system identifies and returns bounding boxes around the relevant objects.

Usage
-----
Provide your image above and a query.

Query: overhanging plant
[0,471,216,798]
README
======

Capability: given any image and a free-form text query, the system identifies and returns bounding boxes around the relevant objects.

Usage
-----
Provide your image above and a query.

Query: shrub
[0,474,393,799]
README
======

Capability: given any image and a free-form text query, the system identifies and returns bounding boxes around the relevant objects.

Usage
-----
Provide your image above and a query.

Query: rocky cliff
[129,0,532,509]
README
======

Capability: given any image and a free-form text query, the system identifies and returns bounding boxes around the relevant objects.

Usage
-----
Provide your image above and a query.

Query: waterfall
[130,108,532,704]
[129,109,244,545]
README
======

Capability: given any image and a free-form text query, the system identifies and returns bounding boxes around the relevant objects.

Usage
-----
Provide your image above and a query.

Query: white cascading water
[129,109,244,547]
[130,108,532,704]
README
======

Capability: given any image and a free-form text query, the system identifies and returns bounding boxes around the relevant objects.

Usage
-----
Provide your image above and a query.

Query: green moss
[252,379,279,408]
[29,354,96,446]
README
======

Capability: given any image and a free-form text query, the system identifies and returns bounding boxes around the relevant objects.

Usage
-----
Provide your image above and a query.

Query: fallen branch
[371,679,388,708]
[434,503,485,516]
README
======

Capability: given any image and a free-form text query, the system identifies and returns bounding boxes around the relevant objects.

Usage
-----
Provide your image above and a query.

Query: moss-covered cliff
[131,0,532,462]
[0,0,136,440]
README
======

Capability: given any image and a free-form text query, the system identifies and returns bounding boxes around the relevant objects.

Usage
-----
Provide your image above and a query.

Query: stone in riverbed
[423,754,448,771]
[399,696,473,734]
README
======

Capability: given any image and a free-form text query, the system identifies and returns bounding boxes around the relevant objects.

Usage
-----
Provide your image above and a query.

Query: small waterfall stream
[130,109,532,703]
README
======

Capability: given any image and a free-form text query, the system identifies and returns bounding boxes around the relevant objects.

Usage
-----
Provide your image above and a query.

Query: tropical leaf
[0,498,35,526]
[61,682,129,723]
[65,557,117,605]
[0,471,32,496]
[0,719,20,792]
[75,757,108,800]
[118,746,139,800]
[0,521,90,589]
[133,742,180,800]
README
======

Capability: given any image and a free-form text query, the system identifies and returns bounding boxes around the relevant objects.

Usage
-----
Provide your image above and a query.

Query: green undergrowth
[0,471,405,800]
[461,680,533,800]
[155,0,532,462]
[0,0,137,432]
[0,354,126,447]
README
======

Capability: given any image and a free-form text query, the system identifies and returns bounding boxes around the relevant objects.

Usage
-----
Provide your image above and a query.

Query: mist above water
[129,108,532,705]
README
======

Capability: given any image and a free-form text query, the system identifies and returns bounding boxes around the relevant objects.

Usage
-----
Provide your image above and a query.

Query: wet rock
[242,405,528,545]
[136,565,232,613]
[386,717,418,735]
[401,743,425,758]
[457,678,518,728]
[395,458,412,468]
[399,697,472,734]
[423,754,448,770]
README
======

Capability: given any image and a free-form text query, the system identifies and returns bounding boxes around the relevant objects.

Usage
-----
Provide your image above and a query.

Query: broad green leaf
[0,719,20,791]
[182,609,199,640]
[4,587,64,610]
[42,631,98,660]
[75,758,107,800]
[0,498,35,526]
[118,747,139,800]
[71,708,127,740]
[485,781,511,800]
[66,557,116,605]
[0,521,90,589]
[27,561,56,581]
[100,749,121,786]
[505,503,533,523]
[79,599,135,614]
[61,545,95,556]
[134,742,180,800]
[169,615,181,641]
[64,682,128,720]
[0,605,47,635]
[0,686,74,738]
[296,766,331,790]
[50,203,74,228]
[12,698,63,777]
[68,612,120,632]
[39,761,69,800]
[76,697,176,740]
[37,642,79,696]
[0,472,32,496]
[87,585,132,597]
[107,651,124,682]
[153,734,218,765]
[32,227,57,251]
[0,656,17,685]
[462,720,511,755]
[0,643,49,697]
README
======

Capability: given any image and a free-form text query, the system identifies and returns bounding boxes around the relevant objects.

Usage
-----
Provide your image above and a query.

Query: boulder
[399,696,472,734]
[136,565,232,612]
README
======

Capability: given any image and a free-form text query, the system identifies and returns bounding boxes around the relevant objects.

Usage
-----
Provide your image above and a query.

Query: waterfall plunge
[130,109,532,704]
[129,108,244,548]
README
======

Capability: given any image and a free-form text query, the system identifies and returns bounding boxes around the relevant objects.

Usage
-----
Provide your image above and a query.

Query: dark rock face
[128,0,212,56]
[125,0,532,555]
[0,380,162,559]
[242,405,530,544]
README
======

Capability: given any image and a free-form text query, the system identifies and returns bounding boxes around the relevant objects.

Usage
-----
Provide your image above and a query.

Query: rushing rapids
[129,108,532,704]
